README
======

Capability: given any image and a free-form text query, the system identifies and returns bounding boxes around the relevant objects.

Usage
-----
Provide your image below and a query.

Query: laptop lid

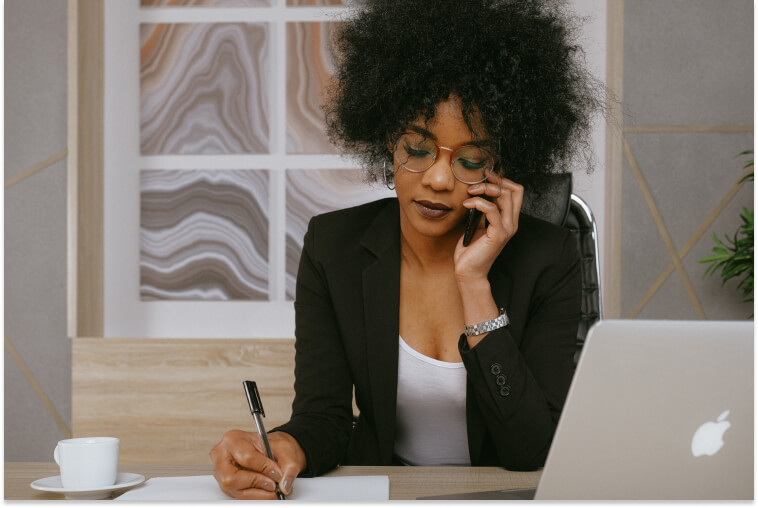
[535,319,754,500]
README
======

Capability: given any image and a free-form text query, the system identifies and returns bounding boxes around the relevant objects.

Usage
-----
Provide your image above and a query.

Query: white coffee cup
[53,437,119,489]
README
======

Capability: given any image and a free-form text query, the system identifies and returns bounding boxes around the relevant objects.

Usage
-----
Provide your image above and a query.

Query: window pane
[140,23,271,154]
[141,170,270,300]
[286,22,340,154]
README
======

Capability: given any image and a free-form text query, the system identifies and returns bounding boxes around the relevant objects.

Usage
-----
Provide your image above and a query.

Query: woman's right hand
[210,430,306,500]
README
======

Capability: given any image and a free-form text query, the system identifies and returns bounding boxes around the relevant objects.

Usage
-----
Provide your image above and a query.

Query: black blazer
[273,198,581,475]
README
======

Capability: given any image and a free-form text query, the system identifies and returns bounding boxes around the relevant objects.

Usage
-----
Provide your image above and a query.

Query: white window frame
[103,0,606,339]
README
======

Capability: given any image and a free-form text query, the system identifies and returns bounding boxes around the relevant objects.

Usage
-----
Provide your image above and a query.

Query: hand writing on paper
[210,430,306,500]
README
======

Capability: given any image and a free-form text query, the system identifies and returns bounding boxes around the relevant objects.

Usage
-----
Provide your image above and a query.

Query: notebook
[114,475,389,501]
[422,319,754,500]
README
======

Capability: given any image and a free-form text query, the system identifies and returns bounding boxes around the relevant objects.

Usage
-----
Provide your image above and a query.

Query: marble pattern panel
[140,23,270,154]
[285,169,395,299]
[286,22,340,154]
[140,170,270,300]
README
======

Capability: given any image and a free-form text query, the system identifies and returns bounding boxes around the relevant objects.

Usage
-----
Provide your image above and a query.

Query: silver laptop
[421,319,754,500]
[536,319,754,500]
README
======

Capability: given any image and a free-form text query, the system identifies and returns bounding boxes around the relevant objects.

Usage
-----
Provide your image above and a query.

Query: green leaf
[701,149,754,311]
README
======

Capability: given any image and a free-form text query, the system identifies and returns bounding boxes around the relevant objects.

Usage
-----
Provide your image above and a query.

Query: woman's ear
[387,130,401,154]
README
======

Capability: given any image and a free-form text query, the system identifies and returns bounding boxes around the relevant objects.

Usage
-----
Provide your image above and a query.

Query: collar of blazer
[356,198,514,465]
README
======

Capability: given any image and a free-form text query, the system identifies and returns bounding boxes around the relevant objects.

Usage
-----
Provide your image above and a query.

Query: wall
[5,0,71,460]
[619,0,753,319]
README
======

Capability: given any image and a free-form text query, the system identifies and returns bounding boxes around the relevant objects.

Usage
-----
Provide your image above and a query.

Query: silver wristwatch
[464,308,509,337]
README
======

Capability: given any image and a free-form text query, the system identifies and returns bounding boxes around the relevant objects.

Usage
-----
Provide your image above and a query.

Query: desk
[5,462,542,500]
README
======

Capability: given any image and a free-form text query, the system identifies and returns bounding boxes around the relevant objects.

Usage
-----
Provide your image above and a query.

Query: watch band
[464,308,509,337]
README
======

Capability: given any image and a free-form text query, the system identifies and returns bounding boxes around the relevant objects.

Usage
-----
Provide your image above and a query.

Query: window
[104,1,392,338]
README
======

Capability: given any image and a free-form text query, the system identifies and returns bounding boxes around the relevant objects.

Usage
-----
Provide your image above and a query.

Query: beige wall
[5,0,71,460]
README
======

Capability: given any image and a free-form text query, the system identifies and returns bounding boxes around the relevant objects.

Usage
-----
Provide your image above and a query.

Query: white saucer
[31,472,146,500]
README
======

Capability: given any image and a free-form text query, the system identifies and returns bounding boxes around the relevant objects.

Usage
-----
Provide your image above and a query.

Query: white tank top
[393,335,471,466]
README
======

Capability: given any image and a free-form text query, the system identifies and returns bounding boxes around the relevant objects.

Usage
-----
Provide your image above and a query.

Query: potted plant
[699,150,754,307]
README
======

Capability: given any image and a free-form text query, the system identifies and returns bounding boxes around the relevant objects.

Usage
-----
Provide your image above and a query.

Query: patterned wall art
[141,0,271,6]
[140,170,270,301]
[140,23,270,154]
[286,22,340,154]
[285,169,395,299]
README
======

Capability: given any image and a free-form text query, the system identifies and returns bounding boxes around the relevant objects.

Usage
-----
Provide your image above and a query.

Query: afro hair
[323,0,604,197]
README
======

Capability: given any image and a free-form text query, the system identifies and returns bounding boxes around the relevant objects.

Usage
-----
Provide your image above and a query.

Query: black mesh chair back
[564,194,602,364]
[520,173,602,365]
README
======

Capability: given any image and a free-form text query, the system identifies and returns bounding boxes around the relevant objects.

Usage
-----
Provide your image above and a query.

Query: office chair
[521,174,603,365]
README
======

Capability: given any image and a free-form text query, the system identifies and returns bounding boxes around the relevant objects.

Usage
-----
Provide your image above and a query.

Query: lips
[414,200,452,219]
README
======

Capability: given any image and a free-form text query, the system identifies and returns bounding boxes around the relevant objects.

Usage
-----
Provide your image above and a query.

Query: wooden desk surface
[5,462,542,500]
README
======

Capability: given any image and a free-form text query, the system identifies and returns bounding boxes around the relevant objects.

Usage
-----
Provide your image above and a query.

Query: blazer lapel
[360,200,401,465]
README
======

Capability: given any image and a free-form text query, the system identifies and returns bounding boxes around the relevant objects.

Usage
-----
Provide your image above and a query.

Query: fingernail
[270,469,282,482]
[281,477,292,495]
[263,480,275,492]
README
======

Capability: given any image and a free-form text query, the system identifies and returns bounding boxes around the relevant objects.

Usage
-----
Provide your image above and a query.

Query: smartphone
[462,195,491,246]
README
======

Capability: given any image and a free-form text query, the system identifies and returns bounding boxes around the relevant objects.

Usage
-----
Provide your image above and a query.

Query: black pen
[243,380,286,500]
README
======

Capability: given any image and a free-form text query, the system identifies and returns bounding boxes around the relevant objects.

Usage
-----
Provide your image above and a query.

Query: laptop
[421,319,754,500]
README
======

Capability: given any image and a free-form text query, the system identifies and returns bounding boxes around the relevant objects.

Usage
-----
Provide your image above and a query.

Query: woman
[211,0,601,499]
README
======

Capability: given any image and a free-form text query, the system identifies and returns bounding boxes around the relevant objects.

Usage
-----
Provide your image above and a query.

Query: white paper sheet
[114,474,390,501]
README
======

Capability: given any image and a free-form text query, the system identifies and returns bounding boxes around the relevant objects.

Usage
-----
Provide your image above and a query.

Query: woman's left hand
[454,172,523,283]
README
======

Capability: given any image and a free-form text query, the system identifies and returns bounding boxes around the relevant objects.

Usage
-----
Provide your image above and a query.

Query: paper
[114,474,389,501]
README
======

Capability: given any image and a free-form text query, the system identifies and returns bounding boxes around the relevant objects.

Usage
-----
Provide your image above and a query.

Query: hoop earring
[383,161,395,190]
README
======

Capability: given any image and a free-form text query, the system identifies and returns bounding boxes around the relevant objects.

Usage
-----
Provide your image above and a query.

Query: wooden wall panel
[72,338,297,464]
[72,0,104,337]
[604,0,624,318]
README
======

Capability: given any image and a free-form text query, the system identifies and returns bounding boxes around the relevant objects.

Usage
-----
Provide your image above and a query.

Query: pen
[243,380,286,500]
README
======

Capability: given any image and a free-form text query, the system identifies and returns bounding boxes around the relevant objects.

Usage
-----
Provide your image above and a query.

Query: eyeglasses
[392,131,497,184]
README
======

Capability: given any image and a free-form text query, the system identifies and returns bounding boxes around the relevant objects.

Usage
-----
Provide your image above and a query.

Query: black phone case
[463,208,483,246]
[463,193,493,246]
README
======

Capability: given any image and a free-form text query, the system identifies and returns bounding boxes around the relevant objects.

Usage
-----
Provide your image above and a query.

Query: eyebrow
[406,125,494,148]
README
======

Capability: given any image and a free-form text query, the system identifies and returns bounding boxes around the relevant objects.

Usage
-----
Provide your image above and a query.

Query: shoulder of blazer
[306,198,400,260]
[516,213,572,246]
[493,213,574,270]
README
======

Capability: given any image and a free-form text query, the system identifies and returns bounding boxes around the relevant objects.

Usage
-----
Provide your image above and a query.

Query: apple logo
[691,410,731,457]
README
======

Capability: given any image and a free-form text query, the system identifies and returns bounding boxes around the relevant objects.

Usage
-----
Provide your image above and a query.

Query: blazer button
[500,385,511,397]
[490,363,502,376]
[496,375,506,386]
